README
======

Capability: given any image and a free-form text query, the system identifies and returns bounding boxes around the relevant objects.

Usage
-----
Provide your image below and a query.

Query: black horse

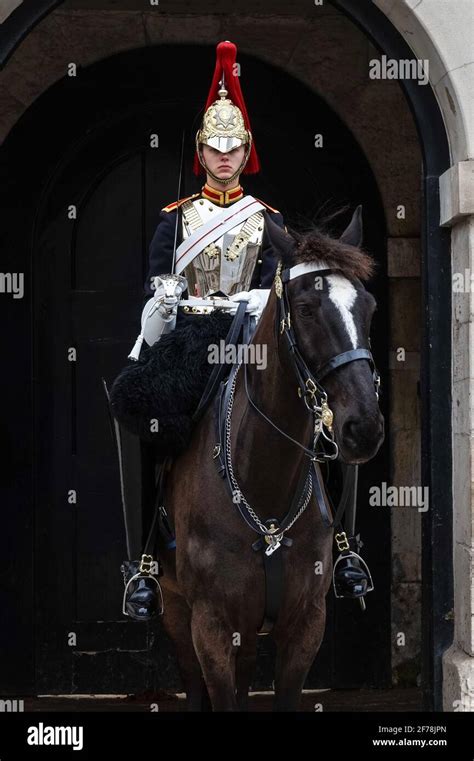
[151,210,385,710]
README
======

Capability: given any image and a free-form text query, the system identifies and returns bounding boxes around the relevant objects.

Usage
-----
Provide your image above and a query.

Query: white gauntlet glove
[229,289,271,321]
[128,274,187,360]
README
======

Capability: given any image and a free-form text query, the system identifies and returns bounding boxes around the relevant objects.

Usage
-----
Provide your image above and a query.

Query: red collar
[201,183,244,206]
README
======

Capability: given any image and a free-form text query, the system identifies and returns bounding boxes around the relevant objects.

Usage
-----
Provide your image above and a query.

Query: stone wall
[374,0,474,713]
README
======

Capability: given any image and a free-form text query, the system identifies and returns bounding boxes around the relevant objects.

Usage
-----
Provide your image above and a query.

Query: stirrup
[121,554,164,621]
[333,550,374,609]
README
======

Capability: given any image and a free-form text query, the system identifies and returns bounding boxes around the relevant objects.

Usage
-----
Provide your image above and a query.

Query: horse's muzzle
[338,413,385,463]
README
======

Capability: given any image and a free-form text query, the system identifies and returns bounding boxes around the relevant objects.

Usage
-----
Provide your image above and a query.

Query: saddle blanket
[109,310,234,456]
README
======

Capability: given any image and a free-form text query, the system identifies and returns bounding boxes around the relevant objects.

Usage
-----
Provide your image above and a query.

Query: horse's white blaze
[326,274,358,348]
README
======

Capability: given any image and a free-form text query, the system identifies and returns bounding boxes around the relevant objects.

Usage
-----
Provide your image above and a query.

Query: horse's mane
[283,228,376,282]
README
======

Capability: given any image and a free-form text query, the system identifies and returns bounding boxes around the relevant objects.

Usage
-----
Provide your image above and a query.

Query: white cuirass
[181,197,264,297]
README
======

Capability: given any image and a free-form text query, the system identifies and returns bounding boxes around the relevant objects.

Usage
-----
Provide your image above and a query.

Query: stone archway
[1,39,393,696]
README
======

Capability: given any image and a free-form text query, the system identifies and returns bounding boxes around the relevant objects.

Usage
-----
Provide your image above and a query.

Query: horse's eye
[297,304,312,317]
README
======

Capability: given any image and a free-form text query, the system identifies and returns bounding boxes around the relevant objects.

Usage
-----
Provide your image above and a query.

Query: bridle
[272,260,381,458]
[220,259,381,553]
[240,260,380,465]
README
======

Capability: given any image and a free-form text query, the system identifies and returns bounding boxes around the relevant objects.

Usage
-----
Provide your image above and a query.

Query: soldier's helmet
[194,40,260,185]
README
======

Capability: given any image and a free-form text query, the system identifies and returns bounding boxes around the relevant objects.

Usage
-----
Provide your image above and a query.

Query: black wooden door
[34,111,185,694]
[24,45,390,694]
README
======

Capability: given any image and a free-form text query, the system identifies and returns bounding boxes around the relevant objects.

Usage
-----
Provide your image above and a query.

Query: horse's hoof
[333,555,370,598]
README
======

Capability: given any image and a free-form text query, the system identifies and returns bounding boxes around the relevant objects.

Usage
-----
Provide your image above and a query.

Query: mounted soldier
[107,40,373,623]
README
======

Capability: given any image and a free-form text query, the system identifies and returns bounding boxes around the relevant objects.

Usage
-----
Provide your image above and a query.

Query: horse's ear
[340,205,363,248]
[264,213,295,260]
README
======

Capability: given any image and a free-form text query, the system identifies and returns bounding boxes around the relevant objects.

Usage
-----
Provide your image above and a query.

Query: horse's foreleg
[273,602,327,712]
[190,603,239,711]
[161,589,210,711]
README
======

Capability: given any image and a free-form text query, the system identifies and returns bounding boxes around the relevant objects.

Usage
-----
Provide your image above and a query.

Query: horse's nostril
[343,418,359,443]
[342,417,383,446]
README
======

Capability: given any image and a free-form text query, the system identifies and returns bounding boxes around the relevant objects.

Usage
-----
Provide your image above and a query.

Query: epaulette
[255,198,281,214]
[161,193,200,213]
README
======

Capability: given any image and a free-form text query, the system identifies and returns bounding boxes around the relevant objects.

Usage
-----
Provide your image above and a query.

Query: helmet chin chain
[197,143,251,186]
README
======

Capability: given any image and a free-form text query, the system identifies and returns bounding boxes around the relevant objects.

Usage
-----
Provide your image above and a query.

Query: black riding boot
[333,534,373,599]
[333,551,372,598]
[121,555,163,621]
[328,463,374,602]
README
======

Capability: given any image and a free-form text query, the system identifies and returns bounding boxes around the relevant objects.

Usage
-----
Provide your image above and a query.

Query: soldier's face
[201,144,245,182]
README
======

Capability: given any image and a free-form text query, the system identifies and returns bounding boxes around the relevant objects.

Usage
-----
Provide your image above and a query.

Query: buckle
[335,531,350,552]
[139,553,154,574]
[263,520,283,556]
[280,313,291,334]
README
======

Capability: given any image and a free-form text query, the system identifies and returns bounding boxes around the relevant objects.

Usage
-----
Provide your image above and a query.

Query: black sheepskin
[109,311,233,456]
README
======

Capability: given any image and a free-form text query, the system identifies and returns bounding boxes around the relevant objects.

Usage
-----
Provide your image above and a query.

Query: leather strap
[143,456,173,556]
[315,348,373,382]
[342,463,359,537]
[192,300,248,424]
[103,378,143,559]
[311,460,359,530]
[311,462,334,528]
[259,536,284,635]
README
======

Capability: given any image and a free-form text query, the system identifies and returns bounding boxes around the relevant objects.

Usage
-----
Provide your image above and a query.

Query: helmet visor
[204,136,244,153]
